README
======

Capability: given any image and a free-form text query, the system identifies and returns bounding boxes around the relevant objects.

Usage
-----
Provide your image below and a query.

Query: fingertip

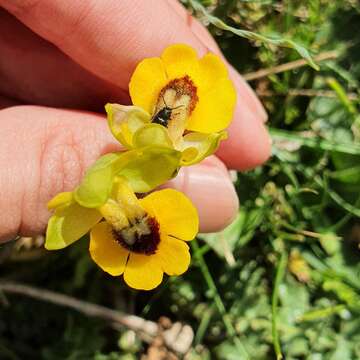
[228,66,268,123]
[217,104,272,170]
[166,156,239,233]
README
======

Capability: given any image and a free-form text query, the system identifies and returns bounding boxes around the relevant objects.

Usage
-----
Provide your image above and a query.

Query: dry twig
[0,281,193,355]
[257,88,359,101]
[243,50,338,81]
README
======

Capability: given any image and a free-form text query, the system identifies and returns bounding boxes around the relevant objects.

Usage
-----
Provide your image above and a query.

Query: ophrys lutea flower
[45,151,198,290]
[90,179,198,290]
[106,44,236,166]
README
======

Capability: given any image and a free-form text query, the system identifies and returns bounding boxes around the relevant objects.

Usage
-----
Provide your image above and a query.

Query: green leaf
[45,203,102,250]
[323,280,360,308]
[74,153,120,208]
[319,232,341,255]
[199,208,265,264]
[270,128,360,155]
[329,337,352,360]
[198,214,241,265]
[328,165,360,184]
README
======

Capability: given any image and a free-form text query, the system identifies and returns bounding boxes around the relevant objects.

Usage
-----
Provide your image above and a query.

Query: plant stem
[244,50,338,81]
[191,239,250,359]
[194,304,215,346]
[271,251,288,360]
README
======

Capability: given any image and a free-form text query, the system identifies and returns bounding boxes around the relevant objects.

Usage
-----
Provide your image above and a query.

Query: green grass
[1,0,360,359]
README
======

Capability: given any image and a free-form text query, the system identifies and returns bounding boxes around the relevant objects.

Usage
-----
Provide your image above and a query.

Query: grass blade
[271,251,288,360]
[188,0,319,70]
[270,128,360,155]
[192,239,250,359]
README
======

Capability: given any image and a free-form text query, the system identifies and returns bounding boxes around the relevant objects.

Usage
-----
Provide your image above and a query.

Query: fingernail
[228,66,268,123]
[167,162,239,233]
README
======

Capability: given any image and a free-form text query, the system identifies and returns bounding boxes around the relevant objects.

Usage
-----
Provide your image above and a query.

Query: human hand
[0,0,271,242]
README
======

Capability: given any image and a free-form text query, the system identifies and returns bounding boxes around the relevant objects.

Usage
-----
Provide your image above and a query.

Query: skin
[0,0,271,242]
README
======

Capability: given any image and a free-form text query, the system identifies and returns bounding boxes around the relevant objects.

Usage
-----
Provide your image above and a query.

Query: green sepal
[74,153,120,208]
[74,145,181,208]
[105,103,150,148]
[180,131,227,165]
[47,191,73,210]
[45,203,102,250]
[132,123,173,148]
[115,146,181,193]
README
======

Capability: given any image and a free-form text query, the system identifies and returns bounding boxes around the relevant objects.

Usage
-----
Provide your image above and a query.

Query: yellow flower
[106,44,236,166]
[46,176,199,291]
[45,147,181,250]
[90,180,198,290]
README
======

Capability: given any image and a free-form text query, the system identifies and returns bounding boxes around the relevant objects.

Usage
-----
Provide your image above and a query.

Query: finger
[1,0,271,170]
[0,106,238,242]
[167,156,239,233]
[166,0,268,123]
[0,9,128,111]
[0,94,19,109]
[217,100,272,170]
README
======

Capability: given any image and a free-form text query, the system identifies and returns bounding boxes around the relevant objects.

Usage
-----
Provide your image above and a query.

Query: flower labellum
[90,179,199,290]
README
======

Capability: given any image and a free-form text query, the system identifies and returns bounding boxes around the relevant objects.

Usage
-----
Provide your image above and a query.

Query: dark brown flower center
[112,216,160,255]
[152,76,199,145]
[157,75,198,115]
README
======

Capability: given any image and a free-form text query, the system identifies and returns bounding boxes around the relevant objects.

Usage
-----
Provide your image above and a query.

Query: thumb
[0,105,119,241]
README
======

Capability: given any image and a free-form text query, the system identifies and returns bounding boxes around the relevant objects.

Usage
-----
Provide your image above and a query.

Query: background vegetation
[1,0,360,359]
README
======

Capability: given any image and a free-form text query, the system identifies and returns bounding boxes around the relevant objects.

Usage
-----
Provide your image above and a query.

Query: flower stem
[191,239,250,359]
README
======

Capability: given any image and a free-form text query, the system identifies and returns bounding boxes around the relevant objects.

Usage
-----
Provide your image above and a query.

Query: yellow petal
[161,44,201,83]
[180,131,227,166]
[123,253,163,290]
[157,234,190,275]
[198,53,228,91]
[129,57,168,114]
[187,77,236,133]
[139,189,199,241]
[89,222,129,276]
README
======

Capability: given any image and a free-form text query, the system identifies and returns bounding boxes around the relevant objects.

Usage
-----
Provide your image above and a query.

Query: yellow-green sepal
[115,146,181,193]
[74,153,120,208]
[132,123,173,148]
[45,202,102,250]
[73,144,181,209]
[105,103,151,148]
[180,131,227,166]
[47,191,73,210]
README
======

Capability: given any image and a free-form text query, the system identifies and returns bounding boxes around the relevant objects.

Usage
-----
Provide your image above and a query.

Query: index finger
[1,0,271,170]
